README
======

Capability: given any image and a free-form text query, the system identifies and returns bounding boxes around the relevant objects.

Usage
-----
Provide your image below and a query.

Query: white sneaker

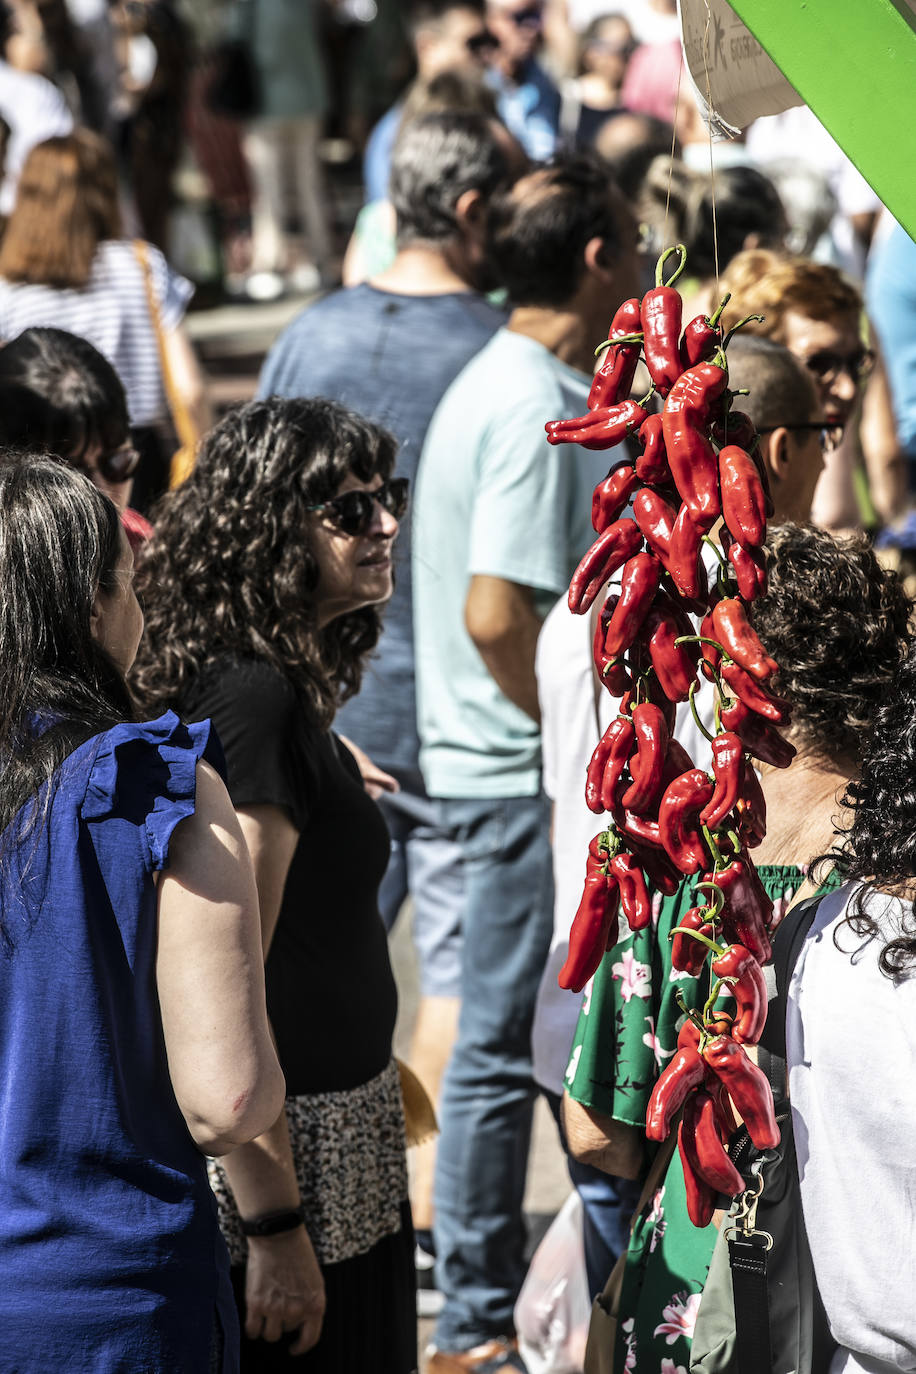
[415,1243,444,1317]
[244,270,285,302]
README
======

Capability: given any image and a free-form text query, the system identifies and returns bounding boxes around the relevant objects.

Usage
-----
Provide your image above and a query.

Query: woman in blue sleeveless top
[0,451,285,1371]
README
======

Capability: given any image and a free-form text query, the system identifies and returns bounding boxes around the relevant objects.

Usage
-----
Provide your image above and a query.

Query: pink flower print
[651,891,663,928]
[621,1317,637,1372]
[642,1016,673,1066]
[648,1186,666,1227]
[611,947,652,1003]
[654,1291,702,1343]
[661,1360,689,1374]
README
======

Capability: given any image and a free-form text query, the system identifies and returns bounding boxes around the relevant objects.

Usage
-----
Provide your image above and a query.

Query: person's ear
[89,589,104,646]
[455,188,486,239]
[584,235,614,283]
[762,427,790,490]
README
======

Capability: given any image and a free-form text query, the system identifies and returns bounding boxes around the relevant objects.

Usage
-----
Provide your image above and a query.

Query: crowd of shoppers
[0,2,915,1373]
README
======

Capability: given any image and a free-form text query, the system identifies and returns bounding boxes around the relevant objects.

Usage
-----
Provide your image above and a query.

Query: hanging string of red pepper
[547,243,789,1228]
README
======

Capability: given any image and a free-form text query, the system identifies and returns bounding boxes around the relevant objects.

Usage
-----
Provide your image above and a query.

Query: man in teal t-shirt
[414,153,642,1371]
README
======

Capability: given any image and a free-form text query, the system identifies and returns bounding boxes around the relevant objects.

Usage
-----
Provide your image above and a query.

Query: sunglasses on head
[74,442,140,485]
[308,477,409,536]
[506,5,543,28]
[800,347,875,385]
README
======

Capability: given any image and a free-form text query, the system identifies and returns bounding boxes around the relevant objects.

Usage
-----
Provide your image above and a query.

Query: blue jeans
[432,793,554,1350]
[377,773,464,998]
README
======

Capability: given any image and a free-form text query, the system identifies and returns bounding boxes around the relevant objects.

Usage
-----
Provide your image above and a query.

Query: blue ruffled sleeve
[80,711,226,871]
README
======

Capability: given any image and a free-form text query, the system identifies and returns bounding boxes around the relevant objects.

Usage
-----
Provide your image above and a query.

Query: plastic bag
[515,1190,591,1374]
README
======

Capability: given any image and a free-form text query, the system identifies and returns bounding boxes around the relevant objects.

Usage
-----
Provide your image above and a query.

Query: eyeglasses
[505,5,543,29]
[307,477,409,536]
[74,442,140,485]
[466,28,499,55]
[758,422,843,453]
[799,348,875,385]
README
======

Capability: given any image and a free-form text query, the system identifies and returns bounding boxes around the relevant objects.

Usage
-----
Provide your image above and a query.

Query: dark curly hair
[131,397,397,730]
[830,640,916,975]
[751,523,911,764]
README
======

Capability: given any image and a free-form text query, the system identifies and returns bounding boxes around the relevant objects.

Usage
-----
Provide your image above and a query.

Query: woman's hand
[337,735,400,800]
[245,1226,326,1354]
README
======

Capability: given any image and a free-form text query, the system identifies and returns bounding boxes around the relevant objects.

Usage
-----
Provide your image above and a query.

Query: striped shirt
[0,239,193,425]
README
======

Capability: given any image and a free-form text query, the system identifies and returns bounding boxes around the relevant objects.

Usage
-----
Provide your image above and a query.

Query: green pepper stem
[668,925,725,957]
[594,332,644,357]
[707,293,731,329]
[675,990,708,1034]
[688,680,715,743]
[701,535,729,571]
[637,382,656,407]
[702,823,726,871]
[722,314,765,349]
[675,633,726,656]
[656,243,687,289]
[694,880,725,921]
[703,977,727,1020]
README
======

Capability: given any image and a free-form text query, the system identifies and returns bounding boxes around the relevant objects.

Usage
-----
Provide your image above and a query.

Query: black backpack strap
[730,892,825,1374]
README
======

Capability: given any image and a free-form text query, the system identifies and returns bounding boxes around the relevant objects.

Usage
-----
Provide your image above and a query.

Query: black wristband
[239,1206,305,1238]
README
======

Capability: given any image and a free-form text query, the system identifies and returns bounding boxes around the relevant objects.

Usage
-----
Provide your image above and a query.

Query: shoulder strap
[758,892,825,1070]
[133,239,197,454]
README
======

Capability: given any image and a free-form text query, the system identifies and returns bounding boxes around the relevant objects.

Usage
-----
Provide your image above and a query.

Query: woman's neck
[752,749,852,871]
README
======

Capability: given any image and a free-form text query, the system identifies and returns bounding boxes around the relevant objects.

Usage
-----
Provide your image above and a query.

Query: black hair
[0,327,130,464]
[487,150,629,307]
[390,109,510,245]
[408,0,485,33]
[132,397,397,731]
[725,336,818,431]
[0,450,134,940]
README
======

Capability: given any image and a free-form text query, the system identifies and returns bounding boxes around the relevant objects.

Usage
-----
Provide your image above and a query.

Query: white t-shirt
[787,881,916,1373]
[0,239,192,426]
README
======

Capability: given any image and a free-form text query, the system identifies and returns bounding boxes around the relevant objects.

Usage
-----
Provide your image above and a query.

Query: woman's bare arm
[156,761,285,1156]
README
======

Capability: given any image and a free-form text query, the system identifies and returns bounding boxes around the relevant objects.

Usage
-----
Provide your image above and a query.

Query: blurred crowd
[0,2,915,1373]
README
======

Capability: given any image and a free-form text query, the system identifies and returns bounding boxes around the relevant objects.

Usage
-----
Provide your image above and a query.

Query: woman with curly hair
[789,598,916,1368]
[563,523,911,1372]
[131,395,416,1372]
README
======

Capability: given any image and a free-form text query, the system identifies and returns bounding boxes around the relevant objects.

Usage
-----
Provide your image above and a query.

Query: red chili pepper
[602,552,661,656]
[545,397,649,450]
[646,1041,705,1142]
[592,598,631,695]
[711,943,768,1045]
[669,503,708,604]
[568,518,643,614]
[735,758,766,848]
[702,1035,779,1149]
[720,697,795,769]
[632,487,676,569]
[679,1111,718,1227]
[620,702,668,813]
[558,867,621,992]
[712,408,757,451]
[699,731,744,829]
[671,906,717,976]
[610,851,651,930]
[704,858,773,965]
[591,461,638,534]
[635,413,672,485]
[719,445,767,549]
[659,769,715,875]
[588,298,643,410]
[679,293,730,370]
[628,836,681,896]
[720,660,789,724]
[614,805,665,852]
[711,599,779,682]
[586,714,634,814]
[680,1089,745,1198]
[727,539,767,602]
[661,361,728,530]
[639,592,700,703]
[641,244,687,397]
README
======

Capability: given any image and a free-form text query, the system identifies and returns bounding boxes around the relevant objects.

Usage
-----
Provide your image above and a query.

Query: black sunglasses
[308,477,409,536]
[800,348,875,384]
[758,422,843,453]
[507,6,543,28]
[74,442,140,485]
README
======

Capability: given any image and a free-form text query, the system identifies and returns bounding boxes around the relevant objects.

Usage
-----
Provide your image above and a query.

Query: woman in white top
[0,127,209,506]
[790,639,916,1373]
